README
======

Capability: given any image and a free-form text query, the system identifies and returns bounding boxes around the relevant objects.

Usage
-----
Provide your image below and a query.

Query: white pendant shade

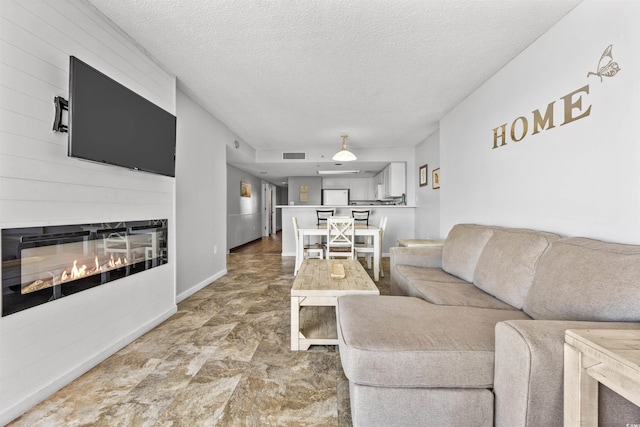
[332,135,357,161]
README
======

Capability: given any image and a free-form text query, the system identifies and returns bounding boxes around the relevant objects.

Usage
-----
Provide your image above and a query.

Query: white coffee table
[291,259,379,351]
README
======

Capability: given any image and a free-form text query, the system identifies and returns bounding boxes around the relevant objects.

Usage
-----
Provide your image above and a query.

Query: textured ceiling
[88,0,581,184]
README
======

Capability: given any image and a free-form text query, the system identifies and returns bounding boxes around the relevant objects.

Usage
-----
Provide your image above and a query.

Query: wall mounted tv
[68,56,176,177]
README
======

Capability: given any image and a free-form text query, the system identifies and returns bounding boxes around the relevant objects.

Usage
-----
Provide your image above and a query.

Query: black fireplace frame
[1,219,168,316]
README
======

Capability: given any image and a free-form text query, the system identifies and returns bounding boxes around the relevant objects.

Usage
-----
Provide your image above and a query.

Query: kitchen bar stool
[316,209,335,225]
[351,209,370,226]
[315,209,335,245]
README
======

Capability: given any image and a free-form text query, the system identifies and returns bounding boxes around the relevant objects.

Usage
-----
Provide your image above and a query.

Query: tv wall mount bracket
[52,96,68,133]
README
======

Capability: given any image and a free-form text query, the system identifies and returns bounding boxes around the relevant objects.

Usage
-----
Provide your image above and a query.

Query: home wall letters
[492,85,591,149]
[492,44,620,150]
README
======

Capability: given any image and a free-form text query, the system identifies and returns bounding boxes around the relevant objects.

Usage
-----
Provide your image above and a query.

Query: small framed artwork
[299,184,309,203]
[432,168,440,189]
[241,181,252,198]
[419,164,428,187]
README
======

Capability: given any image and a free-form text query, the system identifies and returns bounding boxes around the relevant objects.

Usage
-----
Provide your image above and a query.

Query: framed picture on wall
[299,184,309,203]
[241,181,252,197]
[419,164,428,187]
[432,168,440,189]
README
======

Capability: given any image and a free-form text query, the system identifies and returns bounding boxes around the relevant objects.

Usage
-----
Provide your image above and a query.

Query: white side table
[564,329,640,426]
[397,238,445,247]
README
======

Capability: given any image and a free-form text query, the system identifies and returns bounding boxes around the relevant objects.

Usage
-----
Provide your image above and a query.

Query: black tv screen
[68,56,176,177]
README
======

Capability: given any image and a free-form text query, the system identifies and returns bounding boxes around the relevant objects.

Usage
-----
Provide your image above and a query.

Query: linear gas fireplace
[1,220,168,316]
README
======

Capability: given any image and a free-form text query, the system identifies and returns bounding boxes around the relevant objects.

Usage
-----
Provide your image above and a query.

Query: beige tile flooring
[9,244,390,426]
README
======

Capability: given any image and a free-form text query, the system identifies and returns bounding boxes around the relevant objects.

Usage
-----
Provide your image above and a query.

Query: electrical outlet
[213,245,218,255]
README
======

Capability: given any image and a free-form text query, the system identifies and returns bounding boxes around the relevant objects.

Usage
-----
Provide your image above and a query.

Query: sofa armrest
[390,246,443,270]
[494,320,640,427]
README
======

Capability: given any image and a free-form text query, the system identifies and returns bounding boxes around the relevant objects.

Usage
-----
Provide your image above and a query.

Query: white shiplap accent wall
[0,0,177,423]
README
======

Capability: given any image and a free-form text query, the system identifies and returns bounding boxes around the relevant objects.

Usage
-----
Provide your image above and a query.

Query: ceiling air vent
[282,152,305,160]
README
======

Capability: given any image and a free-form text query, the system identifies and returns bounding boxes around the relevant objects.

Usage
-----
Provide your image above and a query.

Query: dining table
[295,223,382,281]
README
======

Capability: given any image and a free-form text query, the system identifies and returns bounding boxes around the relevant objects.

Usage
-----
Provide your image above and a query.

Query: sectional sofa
[336,224,640,426]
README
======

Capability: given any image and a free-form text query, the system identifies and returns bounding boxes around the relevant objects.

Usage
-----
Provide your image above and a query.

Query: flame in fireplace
[59,255,129,284]
[21,252,139,295]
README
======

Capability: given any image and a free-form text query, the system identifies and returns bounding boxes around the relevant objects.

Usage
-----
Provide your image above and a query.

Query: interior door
[262,182,271,237]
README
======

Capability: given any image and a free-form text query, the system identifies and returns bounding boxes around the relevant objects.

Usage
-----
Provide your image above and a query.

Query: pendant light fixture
[332,134,357,162]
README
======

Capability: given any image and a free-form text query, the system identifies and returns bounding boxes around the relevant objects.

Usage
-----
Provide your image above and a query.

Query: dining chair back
[292,216,324,275]
[326,216,355,259]
[316,209,335,225]
[354,216,388,277]
[351,209,370,226]
[376,216,388,277]
[101,228,131,261]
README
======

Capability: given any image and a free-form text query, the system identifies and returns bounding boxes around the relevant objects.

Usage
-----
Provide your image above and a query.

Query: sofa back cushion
[442,224,496,282]
[523,237,640,321]
[473,229,561,309]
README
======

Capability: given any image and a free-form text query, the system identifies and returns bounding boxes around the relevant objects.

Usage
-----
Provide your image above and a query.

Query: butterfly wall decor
[587,45,621,82]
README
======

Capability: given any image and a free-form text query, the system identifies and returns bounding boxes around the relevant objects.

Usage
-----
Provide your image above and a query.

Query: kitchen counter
[278,205,416,257]
[276,205,415,208]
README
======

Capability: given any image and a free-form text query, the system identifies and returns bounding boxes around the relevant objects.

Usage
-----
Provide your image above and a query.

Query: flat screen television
[68,56,177,177]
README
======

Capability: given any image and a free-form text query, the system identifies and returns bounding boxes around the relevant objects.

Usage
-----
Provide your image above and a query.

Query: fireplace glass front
[2,220,168,316]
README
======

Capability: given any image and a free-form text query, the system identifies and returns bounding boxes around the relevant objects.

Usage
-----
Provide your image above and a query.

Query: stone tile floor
[9,248,390,426]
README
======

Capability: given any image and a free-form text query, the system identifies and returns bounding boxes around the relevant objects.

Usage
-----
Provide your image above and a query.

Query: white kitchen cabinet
[349,178,370,200]
[388,162,406,197]
[383,167,390,196]
[322,178,350,189]
[376,162,406,198]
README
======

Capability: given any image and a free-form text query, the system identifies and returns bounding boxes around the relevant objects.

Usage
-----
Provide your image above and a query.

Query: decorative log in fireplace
[1,220,168,316]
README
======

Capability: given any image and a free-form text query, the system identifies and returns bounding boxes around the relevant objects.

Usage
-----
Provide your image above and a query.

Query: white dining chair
[355,216,387,277]
[326,216,355,259]
[292,216,324,275]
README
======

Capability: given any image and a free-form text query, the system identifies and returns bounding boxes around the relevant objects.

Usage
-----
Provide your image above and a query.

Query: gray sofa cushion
[473,228,561,309]
[410,280,518,311]
[442,224,496,282]
[336,295,531,389]
[396,265,467,284]
[394,266,516,310]
[523,237,640,321]
[392,264,468,297]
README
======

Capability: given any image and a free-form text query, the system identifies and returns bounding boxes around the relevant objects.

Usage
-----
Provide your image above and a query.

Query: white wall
[0,1,176,423]
[175,89,228,302]
[414,130,441,238]
[441,0,640,244]
[226,164,262,250]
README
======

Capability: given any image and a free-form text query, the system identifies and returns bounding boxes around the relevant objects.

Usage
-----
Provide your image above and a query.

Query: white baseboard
[175,269,227,304]
[0,306,177,426]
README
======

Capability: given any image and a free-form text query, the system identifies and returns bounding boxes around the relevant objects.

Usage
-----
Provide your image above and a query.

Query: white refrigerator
[322,189,349,206]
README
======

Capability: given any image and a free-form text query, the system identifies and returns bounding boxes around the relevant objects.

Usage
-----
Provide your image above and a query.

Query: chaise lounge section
[336,224,640,426]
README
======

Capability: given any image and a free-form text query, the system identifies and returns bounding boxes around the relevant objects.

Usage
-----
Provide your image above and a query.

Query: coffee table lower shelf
[296,306,338,350]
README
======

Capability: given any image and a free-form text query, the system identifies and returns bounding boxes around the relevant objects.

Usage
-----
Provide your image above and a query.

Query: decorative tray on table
[331,263,346,279]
